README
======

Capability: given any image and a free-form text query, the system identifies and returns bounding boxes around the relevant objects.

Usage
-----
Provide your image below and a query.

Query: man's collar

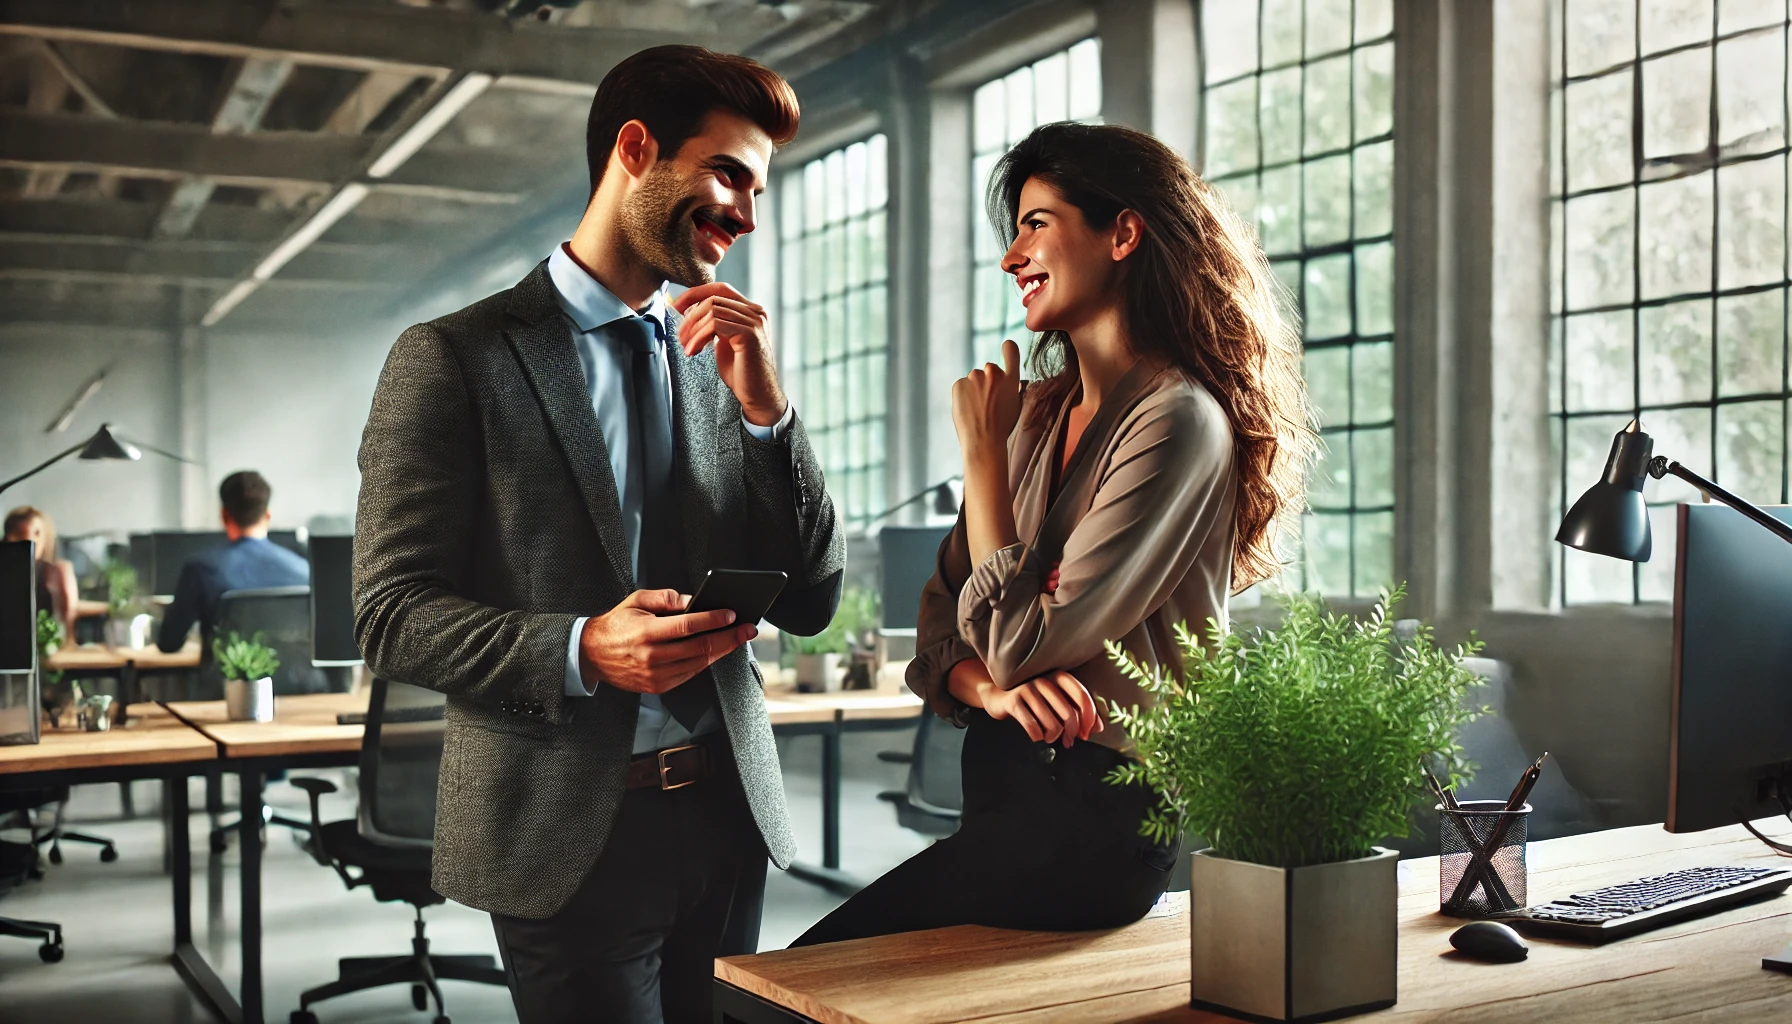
[547,243,668,336]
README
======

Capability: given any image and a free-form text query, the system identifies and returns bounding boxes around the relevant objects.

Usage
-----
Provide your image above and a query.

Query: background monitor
[1666,503,1792,834]
[269,529,307,558]
[128,532,154,587]
[150,530,227,596]
[878,525,953,632]
[308,535,360,666]
[0,541,35,673]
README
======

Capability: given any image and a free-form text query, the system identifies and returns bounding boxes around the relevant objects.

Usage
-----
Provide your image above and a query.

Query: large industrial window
[1550,0,1792,604]
[1199,0,1396,598]
[779,134,890,528]
[969,38,1103,372]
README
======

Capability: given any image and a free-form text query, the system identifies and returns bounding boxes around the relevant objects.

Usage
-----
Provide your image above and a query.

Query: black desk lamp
[866,475,962,527]
[1555,418,1792,558]
[0,423,188,498]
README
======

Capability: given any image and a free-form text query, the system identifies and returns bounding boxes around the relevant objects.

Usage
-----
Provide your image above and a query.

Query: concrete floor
[0,726,930,1024]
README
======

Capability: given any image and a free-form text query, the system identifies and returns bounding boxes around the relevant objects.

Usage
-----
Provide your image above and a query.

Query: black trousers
[791,710,1179,946]
[489,747,767,1024]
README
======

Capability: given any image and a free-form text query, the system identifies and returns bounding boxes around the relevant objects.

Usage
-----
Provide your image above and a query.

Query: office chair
[877,710,965,838]
[288,677,504,1024]
[1,795,66,962]
[204,586,338,855]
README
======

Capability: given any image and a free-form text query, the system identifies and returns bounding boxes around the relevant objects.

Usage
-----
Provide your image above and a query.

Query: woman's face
[1000,177,1128,335]
[5,516,44,551]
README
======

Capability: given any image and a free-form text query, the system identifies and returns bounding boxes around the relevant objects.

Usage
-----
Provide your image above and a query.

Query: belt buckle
[657,743,699,791]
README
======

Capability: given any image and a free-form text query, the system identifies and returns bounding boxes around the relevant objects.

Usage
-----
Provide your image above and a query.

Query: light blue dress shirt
[547,244,791,753]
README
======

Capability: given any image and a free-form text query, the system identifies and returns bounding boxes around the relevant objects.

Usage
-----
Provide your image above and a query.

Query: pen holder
[1439,800,1530,916]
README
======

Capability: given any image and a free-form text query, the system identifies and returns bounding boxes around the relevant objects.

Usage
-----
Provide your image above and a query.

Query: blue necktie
[616,316,711,729]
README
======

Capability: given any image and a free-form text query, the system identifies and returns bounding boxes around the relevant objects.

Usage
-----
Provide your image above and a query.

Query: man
[353,46,842,1023]
[157,470,308,653]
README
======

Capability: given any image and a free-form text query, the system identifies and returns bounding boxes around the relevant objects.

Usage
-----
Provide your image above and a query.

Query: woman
[2,506,98,641]
[791,122,1313,945]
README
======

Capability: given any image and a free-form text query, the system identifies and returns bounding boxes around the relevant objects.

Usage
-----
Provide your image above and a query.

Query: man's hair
[585,45,799,193]
[219,471,271,528]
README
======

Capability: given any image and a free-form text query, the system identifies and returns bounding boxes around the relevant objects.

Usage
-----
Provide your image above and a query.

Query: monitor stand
[1765,944,1792,974]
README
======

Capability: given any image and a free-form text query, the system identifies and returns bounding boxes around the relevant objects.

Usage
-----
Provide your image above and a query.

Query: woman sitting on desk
[792,122,1313,945]
[4,506,106,642]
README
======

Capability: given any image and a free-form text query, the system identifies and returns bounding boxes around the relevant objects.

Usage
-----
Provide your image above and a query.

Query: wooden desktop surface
[164,690,369,759]
[716,821,1792,1023]
[762,681,924,727]
[44,640,201,673]
[0,703,216,774]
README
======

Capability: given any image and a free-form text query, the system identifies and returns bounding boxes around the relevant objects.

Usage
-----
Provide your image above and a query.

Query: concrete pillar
[1096,0,1199,160]
[177,325,209,528]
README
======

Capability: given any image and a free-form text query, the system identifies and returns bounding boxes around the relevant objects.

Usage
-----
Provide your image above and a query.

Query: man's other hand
[670,282,787,428]
[579,589,756,695]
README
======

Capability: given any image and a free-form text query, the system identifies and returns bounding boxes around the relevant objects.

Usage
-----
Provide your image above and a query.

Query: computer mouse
[1449,921,1529,963]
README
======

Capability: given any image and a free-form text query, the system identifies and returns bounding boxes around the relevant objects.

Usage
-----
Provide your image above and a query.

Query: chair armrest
[288,777,339,870]
[876,751,913,764]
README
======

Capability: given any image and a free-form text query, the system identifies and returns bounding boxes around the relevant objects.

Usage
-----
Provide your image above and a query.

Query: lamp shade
[1555,419,1654,562]
[76,423,140,462]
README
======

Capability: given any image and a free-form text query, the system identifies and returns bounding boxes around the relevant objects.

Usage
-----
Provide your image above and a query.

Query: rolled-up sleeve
[903,515,978,725]
[957,393,1234,690]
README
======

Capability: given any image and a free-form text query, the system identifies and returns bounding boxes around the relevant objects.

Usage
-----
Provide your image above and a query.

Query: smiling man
[352,46,843,1023]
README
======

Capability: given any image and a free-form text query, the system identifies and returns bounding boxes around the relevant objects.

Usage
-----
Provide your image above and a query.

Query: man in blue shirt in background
[157,470,308,652]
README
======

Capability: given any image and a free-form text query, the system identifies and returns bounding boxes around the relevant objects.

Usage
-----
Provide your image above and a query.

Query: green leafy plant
[1107,585,1487,868]
[213,631,280,683]
[36,609,65,689]
[102,559,146,617]
[790,585,880,655]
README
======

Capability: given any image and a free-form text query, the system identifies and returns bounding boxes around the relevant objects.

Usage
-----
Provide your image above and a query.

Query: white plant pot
[103,614,154,649]
[1190,846,1398,1022]
[225,677,276,722]
[794,652,842,693]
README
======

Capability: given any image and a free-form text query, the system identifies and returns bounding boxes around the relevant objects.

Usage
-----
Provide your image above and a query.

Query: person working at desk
[353,46,842,1024]
[794,123,1314,945]
[4,506,107,640]
[156,470,308,652]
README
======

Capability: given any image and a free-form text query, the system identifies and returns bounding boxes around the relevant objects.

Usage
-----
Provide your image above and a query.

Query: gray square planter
[1190,846,1398,1023]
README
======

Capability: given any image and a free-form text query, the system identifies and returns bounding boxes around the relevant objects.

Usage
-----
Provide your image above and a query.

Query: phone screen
[685,569,788,626]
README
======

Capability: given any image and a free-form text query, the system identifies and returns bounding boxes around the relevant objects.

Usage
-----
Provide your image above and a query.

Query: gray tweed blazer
[353,261,844,919]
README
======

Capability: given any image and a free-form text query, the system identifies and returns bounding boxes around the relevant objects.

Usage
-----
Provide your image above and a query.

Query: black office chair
[205,586,338,854]
[289,678,505,1024]
[877,710,965,838]
[0,793,65,963]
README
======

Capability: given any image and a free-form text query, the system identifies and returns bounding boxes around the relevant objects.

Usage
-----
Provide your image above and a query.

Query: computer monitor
[269,528,307,558]
[878,525,953,632]
[150,530,227,597]
[128,532,154,585]
[0,541,34,673]
[308,534,360,666]
[1666,503,1792,834]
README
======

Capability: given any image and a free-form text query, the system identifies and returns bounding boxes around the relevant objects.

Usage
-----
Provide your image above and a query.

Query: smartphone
[684,569,788,627]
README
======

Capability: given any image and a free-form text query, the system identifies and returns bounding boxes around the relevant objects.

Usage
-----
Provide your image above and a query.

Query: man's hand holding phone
[578,589,757,695]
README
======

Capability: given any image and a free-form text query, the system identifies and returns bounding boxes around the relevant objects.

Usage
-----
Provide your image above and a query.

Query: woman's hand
[983,669,1104,747]
[951,338,1023,467]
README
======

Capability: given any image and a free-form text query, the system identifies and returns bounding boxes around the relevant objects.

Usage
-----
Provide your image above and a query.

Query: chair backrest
[906,709,966,817]
[207,586,332,696]
[356,676,446,848]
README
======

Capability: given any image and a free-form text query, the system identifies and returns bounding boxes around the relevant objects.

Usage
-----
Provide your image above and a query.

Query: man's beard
[620,164,714,289]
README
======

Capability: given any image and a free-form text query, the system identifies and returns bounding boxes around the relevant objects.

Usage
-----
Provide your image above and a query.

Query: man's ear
[612,119,661,183]
[1111,209,1146,262]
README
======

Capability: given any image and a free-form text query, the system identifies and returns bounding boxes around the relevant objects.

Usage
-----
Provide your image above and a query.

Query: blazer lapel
[665,306,724,586]
[504,262,632,590]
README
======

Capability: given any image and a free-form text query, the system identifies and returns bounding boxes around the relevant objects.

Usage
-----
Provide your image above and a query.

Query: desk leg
[240,769,264,1024]
[783,720,863,896]
[170,771,243,1024]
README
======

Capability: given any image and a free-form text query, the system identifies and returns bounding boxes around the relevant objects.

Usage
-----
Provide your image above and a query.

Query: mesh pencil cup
[1438,800,1530,916]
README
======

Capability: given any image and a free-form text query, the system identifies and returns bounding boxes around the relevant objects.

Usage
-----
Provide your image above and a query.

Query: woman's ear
[1111,209,1145,262]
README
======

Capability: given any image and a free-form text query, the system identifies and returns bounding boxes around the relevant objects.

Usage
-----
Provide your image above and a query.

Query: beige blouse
[906,361,1238,752]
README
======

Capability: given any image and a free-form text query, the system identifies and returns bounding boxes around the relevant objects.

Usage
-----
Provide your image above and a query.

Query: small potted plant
[214,630,280,722]
[101,559,154,649]
[1109,586,1484,1023]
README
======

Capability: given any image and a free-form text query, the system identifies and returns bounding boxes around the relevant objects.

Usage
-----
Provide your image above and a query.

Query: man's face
[620,109,772,288]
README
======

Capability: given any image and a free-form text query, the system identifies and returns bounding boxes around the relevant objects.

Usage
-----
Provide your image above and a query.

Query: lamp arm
[1650,458,1792,548]
[867,475,962,526]
[0,439,89,496]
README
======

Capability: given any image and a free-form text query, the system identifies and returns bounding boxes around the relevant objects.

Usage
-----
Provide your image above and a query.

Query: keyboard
[1505,865,1792,943]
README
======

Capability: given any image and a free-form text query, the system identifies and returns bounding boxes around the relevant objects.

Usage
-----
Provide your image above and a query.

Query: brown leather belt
[624,739,716,791]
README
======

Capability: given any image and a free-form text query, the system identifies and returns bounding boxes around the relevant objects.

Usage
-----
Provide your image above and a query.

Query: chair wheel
[39,941,63,963]
[209,832,229,855]
[290,1011,318,1024]
[99,845,119,863]
[412,984,427,1010]
[48,845,62,865]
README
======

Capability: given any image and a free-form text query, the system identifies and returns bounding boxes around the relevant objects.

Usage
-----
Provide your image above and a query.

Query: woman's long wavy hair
[987,121,1316,592]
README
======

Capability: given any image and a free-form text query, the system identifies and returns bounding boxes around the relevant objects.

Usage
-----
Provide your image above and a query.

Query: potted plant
[1109,586,1484,1023]
[793,585,881,691]
[214,630,280,722]
[101,559,154,649]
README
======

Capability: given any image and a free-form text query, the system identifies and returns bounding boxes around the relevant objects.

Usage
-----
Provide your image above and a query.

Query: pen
[1503,752,1548,813]
[1422,763,1459,810]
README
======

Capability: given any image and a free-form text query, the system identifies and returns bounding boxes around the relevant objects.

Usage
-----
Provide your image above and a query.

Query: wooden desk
[164,690,368,759]
[45,641,202,674]
[0,702,215,776]
[716,821,1792,1023]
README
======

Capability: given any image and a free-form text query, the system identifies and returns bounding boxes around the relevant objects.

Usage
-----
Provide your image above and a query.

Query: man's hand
[670,282,787,428]
[579,589,757,695]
